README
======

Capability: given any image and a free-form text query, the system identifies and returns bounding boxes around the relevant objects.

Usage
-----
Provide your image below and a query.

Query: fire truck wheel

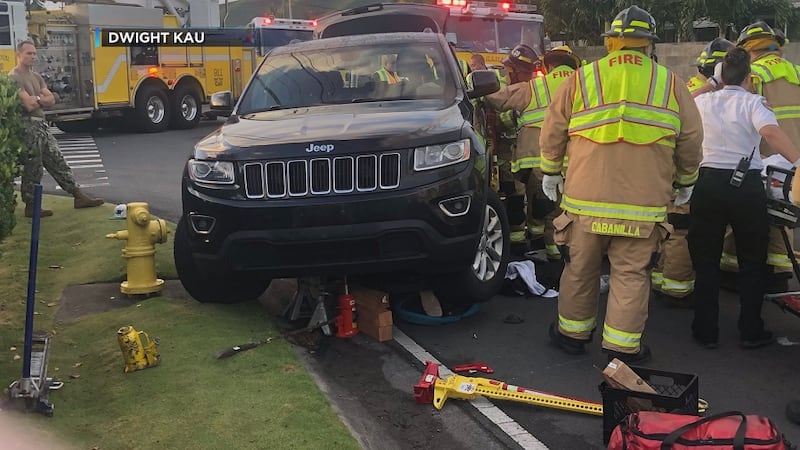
[54,119,99,134]
[174,217,272,303]
[134,85,170,133]
[170,85,202,129]
[434,190,510,306]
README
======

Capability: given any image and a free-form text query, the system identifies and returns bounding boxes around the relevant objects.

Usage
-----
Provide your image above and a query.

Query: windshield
[238,42,456,115]
[446,16,544,56]
[255,28,313,56]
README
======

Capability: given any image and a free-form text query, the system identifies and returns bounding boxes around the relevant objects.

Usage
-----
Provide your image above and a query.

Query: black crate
[598,366,699,444]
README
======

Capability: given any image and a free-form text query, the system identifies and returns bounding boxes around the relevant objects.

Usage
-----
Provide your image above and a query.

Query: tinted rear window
[320,15,440,38]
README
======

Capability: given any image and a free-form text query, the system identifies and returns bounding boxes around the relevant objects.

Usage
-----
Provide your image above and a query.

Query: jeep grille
[243,153,401,199]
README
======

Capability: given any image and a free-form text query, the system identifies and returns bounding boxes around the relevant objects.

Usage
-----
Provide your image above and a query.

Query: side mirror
[467,70,500,99]
[210,91,233,110]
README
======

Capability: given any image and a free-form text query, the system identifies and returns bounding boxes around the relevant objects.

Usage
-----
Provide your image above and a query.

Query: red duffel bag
[608,411,794,450]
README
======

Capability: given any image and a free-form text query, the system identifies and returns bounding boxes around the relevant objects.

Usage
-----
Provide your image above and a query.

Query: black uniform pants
[688,168,769,343]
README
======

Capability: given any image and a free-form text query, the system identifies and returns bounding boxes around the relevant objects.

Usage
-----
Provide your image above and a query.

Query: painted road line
[392,327,548,450]
[45,127,111,188]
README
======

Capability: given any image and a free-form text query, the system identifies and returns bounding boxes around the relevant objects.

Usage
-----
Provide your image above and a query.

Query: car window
[238,42,456,115]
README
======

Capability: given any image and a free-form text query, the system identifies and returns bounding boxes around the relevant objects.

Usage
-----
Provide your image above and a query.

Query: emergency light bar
[254,16,317,28]
[437,1,537,13]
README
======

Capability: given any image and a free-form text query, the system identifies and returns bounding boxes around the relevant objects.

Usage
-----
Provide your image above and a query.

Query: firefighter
[728,21,800,292]
[374,54,401,84]
[540,5,703,363]
[483,44,541,247]
[686,38,734,96]
[651,39,734,306]
[516,45,581,261]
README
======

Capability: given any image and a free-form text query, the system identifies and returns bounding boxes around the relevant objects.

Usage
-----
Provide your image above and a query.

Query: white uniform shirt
[694,85,778,171]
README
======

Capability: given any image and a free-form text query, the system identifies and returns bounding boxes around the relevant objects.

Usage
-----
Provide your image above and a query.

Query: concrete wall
[570,42,800,83]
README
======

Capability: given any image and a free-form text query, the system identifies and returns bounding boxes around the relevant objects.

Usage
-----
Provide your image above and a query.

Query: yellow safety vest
[568,50,681,148]
[751,54,800,120]
[374,68,400,84]
[457,59,469,78]
[519,65,575,129]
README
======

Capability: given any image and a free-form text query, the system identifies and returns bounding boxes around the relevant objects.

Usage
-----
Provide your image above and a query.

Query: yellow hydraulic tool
[106,202,169,295]
[415,361,603,416]
[117,325,160,373]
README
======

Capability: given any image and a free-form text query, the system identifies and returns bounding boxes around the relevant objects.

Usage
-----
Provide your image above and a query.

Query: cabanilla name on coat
[305,143,335,153]
[591,221,641,237]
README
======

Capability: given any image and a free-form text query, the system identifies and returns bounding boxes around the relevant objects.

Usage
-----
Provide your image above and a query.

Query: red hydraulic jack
[414,361,603,416]
[335,277,358,338]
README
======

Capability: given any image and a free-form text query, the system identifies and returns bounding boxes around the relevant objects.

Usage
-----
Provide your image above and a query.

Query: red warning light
[262,16,273,25]
[501,2,511,10]
[311,19,318,27]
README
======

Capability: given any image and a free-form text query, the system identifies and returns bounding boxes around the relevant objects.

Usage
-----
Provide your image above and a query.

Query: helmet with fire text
[602,5,658,40]
[501,44,542,73]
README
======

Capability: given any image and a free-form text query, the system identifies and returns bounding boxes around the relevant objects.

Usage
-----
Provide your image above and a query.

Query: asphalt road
[39,122,800,449]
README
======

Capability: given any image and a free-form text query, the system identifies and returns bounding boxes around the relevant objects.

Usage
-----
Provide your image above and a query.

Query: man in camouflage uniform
[10,41,103,217]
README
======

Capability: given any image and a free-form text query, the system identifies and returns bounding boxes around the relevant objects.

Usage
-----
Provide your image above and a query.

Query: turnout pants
[688,168,769,343]
[498,138,526,242]
[525,167,561,260]
[554,212,666,353]
[652,202,694,298]
[20,119,77,204]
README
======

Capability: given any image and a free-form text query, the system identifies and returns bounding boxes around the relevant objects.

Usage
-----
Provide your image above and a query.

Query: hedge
[0,73,25,241]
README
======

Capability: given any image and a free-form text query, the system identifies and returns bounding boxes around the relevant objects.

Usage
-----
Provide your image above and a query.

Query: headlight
[413,139,470,171]
[188,160,235,184]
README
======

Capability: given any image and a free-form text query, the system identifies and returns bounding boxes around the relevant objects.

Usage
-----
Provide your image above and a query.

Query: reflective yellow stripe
[768,252,793,268]
[603,323,641,349]
[559,315,596,334]
[651,271,663,285]
[629,20,651,29]
[510,230,527,242]
[675,169,699,186]
[561,194,666,222]
[720,253,739,269]
[545,244,561,256]
[662,277,695,294]
[520,66,574,129]
[511,156,541,172]
[569,52,681,147]
[528,224,545,235]
[540,155,563,174]
[772,106,800,120]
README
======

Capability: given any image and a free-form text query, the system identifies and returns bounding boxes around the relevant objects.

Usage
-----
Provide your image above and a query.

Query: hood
[194,102,466,159]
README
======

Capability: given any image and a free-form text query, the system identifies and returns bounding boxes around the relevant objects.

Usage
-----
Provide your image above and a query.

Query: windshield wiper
[240,105,285,116]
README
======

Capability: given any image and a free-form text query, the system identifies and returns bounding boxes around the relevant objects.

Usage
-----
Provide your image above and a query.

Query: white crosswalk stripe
[48,126,111,188]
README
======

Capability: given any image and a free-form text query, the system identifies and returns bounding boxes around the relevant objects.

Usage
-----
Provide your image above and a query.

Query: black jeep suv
[175,31,508,305]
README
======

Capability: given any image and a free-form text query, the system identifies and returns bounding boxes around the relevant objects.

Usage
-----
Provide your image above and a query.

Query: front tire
[134,85,170,133]
[434,190,510,306]
[174,218,271,303]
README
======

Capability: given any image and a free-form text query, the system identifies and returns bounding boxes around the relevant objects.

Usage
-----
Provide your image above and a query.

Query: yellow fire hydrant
[106,202,169,295]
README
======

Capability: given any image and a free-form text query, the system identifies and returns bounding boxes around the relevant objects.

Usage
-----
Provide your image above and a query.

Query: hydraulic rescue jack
[8,186,62,416]
[414,361,603,416]
[763,166,800,318]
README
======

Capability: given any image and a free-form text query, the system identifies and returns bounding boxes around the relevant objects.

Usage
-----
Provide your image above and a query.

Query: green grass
[1,195,358,450]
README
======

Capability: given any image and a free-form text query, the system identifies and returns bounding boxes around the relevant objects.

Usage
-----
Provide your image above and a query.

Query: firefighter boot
[548,323,591,355]
[603,345,652,364]
[73,189,104,209]
[25,203,53,218]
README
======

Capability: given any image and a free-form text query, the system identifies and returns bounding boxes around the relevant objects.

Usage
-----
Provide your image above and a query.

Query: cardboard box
[350,286,393,341]
[602,358,655,411]
[359,316,393,342]
[351,286,390,312]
